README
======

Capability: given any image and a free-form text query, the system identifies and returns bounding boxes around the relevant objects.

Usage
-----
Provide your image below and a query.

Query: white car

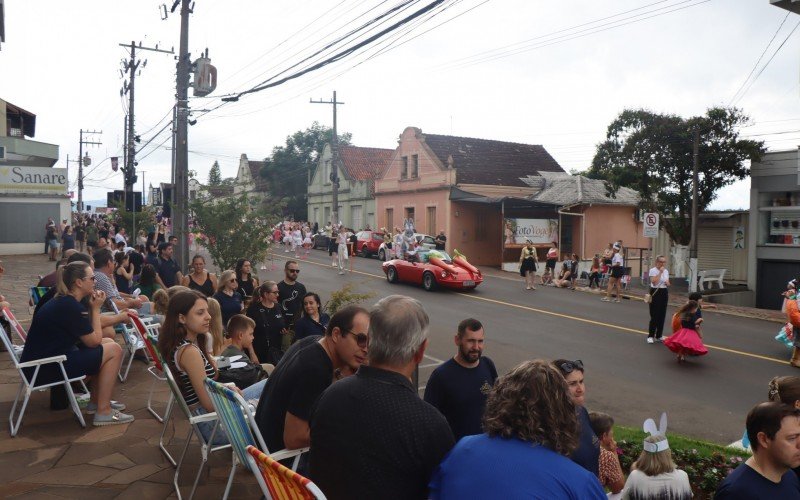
[378,233,437,261]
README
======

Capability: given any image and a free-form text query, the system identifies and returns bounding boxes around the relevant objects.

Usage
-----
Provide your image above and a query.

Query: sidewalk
[0,253,261,499]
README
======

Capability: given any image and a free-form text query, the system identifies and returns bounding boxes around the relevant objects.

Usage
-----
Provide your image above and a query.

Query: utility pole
[119,40,173,207]
[310,91,344,226]
[688,128,700,292]
[77,129,102,213]
[173,0,192,270]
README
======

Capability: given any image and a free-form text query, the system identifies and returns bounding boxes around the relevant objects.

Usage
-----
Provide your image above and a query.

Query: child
[622,434,691,499]
[664,306,708,362]
[218,314,272,389]
[588,412,625,495]
[687,291,717,335]
[670,300,700,334]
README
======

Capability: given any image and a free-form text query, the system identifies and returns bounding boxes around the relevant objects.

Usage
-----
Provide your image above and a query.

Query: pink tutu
[664,328,708,356]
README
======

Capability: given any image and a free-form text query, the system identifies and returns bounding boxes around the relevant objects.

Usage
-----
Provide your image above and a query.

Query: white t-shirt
[649,267,669,289]
[621,469,691,500]
[612,253,624,267]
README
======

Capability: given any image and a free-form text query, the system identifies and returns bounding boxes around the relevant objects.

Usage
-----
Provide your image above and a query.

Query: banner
[504,218,558,248]
[0,165,68,195]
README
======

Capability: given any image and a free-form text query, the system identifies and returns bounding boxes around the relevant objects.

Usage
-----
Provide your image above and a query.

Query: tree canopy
[190,192,279,271]
[208,161,222,186]
[587,107,764,245]
[259,121,352,220]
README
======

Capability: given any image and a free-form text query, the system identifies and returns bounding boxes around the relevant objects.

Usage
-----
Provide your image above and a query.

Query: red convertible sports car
[382,250,483,291]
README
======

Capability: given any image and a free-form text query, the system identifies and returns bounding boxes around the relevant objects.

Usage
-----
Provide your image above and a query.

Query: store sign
[504,218,559,247]
[0,165,68,195]
[643,212,659,238]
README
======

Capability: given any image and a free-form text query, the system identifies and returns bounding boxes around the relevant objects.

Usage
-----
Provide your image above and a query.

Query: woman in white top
[647,255,671,344]
[336,227,349,275]
[602,244,625,303]
[622,435,691,500]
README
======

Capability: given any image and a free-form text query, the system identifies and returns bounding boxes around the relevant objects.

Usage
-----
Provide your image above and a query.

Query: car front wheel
[423,272,436,291]
[386,266,398,283]
[378,249,386,261]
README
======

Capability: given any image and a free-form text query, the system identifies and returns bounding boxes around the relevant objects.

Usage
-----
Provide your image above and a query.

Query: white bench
[698,269,726,291]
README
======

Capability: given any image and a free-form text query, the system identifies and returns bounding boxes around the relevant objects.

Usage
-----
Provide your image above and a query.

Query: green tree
[587,107,764,245]
[190,192,280,271]
[208,161,222,186]
[260,121,352,220]
[110,200,157,240]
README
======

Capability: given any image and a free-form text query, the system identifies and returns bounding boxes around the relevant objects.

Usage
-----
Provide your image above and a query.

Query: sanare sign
[0,166,68,195]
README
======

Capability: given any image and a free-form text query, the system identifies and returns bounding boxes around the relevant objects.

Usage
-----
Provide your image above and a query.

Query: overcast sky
[3,0,800,209]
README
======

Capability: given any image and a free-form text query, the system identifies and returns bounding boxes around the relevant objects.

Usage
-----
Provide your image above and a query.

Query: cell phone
[132,288,141,298]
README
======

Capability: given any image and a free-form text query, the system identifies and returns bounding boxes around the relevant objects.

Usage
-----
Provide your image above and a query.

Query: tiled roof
[206,184,234,197]
[248,160,269,192]
[527,174,640,206]
[338,145,394,181]
[422,133,565,186]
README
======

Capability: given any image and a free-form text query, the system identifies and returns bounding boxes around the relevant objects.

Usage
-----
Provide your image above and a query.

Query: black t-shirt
[254,336,332,452]
[716,463,800,499]
[309,365,455,500]
[128,251,144,276]
[21,295,92,363]
[245,300,285,362]
[423,357,497,440]
[157,256,181,287]
[435,235,446,250]
[277,280,307,328]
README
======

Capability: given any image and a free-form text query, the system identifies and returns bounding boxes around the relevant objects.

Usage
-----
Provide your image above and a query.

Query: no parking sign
[643,212,659,238]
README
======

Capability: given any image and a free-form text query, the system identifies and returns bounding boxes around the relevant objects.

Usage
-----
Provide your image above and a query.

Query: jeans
[192,378,268,445]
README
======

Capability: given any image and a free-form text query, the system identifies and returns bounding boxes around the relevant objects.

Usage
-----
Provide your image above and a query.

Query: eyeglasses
[229,279,237,283]
[287,269,300,274]
[344,330,369,348]
[559,359,584,374]
[269,290,279,294]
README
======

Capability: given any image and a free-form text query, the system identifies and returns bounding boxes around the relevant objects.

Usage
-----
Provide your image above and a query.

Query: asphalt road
[260,248,795,445]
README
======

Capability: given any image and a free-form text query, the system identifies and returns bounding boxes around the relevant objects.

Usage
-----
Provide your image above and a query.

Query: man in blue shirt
[424,318,497,440]
[716,402,800,499]
[155,242,182,288]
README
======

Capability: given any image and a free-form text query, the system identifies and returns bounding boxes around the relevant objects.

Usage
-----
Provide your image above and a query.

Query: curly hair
[483,359,578,456]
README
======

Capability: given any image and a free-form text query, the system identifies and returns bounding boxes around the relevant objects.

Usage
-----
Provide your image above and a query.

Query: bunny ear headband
[642,412,669,453]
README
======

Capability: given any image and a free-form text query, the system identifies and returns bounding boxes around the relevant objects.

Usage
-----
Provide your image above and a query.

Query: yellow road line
[271,253,789,366]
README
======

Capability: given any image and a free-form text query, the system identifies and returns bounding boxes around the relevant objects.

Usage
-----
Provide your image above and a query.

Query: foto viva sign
[0,165,68,195]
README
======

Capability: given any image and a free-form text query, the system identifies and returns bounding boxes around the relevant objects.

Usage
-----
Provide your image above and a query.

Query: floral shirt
[599,448,624,489]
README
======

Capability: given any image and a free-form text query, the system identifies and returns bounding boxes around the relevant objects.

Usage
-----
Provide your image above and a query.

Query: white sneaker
[647,337,654,344]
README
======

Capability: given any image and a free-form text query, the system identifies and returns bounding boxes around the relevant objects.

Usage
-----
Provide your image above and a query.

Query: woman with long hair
[293,292,331,341]
[518,240,538,290]
[136,263,162,300]
[588,256,601,289]
[621,435,691,499]
[246,282,288,364]
[213,270,244,328]
[602,244,624,303]
[113,252,132,294]
[206,297,226,356]
[181,254,217,297]
[553,358,600,476]
[158,290,265,445]
[234,259,259,299]
[20,262,132,425]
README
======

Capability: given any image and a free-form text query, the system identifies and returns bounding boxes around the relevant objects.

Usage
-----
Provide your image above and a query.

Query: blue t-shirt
[424,357,498,440]
[294,313,330,341]
[571,406,600,476]
[213,291,243,329]
[21,295,93,363]
[716,463,800,499]
[429,434,606,500]
[156,256,181,287]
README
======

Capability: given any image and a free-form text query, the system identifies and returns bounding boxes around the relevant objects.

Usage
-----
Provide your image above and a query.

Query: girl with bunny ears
[621,413,692,500]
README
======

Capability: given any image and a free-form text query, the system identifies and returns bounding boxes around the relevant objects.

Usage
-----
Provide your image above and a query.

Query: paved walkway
[0,252,786,498]
[0,254,261,499]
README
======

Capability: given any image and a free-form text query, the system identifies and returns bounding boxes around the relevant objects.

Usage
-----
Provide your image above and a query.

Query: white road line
[418,363,442,369]
[423,353,446,363]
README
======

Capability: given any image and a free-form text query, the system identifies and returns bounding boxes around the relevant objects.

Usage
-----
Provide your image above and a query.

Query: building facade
[308,144,392,230]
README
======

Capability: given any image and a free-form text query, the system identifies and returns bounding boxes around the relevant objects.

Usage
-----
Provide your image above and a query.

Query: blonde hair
[56,262,91,296]
[152,288,170,315]
[631,435,677,476]
[218,270,236,293]
[206,297,225,355]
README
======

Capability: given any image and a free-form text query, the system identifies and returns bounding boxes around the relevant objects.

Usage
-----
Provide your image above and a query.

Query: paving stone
[0,449,63,484]
[118,442,172,467]
[24,464,117,486]
[72,424,129,444]
[0,435,44,454]
[99,463,162,485]
[88,452,136,470]
[113,481,174,500]
[30,445,67,467]
[34,485,123,499]
[0,481,43,498]
[58,443,122,467]
[122,418,163,440]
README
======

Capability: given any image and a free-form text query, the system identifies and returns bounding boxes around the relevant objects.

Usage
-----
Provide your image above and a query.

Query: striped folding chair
[246,445,326,500]
[28,286,49,314]
[204,378,305,499]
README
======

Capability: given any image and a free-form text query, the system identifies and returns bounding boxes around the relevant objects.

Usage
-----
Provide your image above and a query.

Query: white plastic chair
[0,323,88,437]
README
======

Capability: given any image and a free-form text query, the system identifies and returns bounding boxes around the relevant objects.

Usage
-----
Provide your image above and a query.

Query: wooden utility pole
[690,128,699,258]
[173,0,192,270]
[310,91,344,226]
[78,129,102,213]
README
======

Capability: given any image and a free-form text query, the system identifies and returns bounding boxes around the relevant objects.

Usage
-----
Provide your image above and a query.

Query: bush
[616,426,749,498]
[324,283,375,316]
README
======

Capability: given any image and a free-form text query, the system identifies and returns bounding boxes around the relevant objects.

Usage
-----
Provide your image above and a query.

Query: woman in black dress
[235,259,260,300]
[181,254,217,297]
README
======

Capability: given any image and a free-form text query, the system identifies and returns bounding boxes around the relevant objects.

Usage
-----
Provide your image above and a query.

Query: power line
[728,12,790,106]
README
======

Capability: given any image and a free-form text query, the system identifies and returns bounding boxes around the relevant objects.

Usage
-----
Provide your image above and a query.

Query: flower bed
[615,426,750,498]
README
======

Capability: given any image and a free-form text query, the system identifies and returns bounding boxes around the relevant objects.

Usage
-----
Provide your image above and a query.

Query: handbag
[644,288,658,304]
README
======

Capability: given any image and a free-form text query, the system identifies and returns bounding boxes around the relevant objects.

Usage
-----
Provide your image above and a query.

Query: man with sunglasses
[424,318,498,440]
[277,260,306,331]
[255,304,370,455]
[553,358,600,477]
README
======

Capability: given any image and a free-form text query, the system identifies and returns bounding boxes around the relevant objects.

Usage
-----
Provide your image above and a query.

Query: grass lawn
[614,425,750,459]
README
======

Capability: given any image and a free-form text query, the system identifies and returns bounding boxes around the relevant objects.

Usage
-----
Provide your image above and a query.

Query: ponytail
[57,262,91,296]
[55,266,69,297]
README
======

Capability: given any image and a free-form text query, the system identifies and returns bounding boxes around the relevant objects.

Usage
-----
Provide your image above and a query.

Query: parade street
[270,248,793,446]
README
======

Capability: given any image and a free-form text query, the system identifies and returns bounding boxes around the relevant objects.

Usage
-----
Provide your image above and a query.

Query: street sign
[643,212,659,238]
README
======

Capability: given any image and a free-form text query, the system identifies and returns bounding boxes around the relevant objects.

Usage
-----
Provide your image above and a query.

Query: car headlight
[441,271,447,278]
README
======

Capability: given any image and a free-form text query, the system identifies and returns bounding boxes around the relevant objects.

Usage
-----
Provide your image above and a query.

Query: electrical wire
[728,12,790,106]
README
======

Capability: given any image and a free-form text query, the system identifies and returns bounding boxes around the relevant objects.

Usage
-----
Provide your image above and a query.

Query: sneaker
[601,297,610,302]
[647,337,654,344]
[655,337,664,343]
[86,400,126,414]
[338,271,345,275]
[93,409,134,426]
[614,299,621,303]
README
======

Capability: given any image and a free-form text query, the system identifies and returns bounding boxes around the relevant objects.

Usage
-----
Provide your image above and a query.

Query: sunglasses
[287,269,300,274]
[229,279,237,283]
[344,330,369,348]
[559,359,584,374]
